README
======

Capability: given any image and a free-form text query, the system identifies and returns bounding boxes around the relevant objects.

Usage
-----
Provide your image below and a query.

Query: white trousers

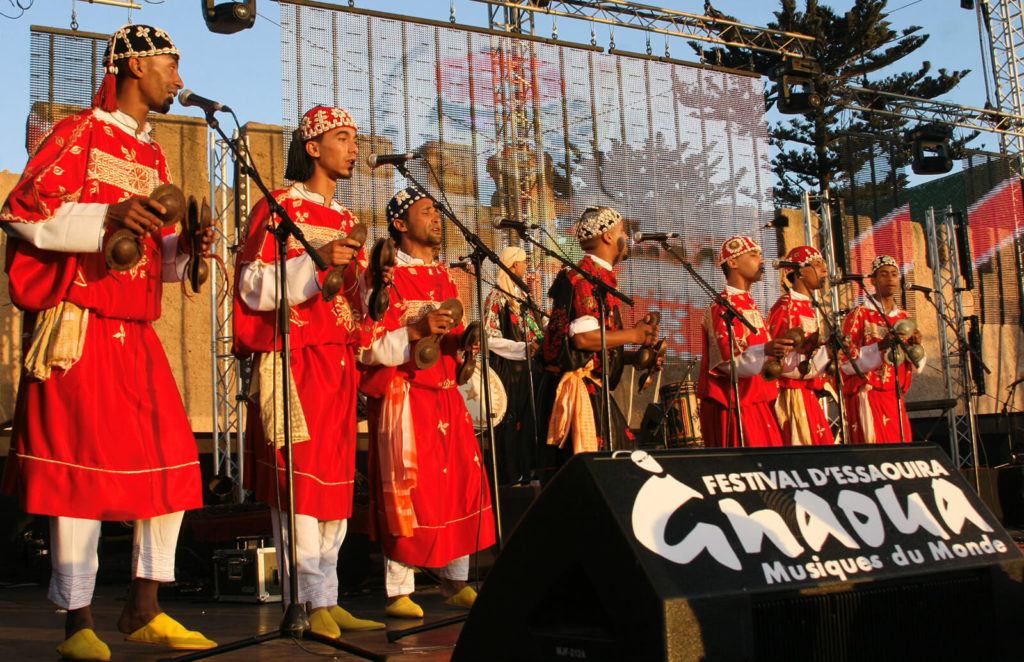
[271,510,347,609]
[48,512,183,610]
[384,555,469,598]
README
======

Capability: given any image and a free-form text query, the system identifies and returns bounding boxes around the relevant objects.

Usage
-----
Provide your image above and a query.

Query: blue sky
[0,0,999,174]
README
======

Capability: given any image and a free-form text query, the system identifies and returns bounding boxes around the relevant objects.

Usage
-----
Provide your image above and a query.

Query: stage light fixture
[203,0,256,34]
[905,123,954,175]
[961,0,975,9]
[770,58,822,115]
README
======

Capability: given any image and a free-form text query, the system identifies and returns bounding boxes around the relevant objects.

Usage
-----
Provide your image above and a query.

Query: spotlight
[203,0,256,34]
[905,123,954,175]
[961,0,975,9]
[770,58,822,115]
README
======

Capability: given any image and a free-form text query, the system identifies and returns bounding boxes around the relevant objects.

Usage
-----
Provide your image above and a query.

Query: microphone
[492,218,539,231]
[830,273,866,285]
[904,282,934,295]
[632,231,680,242]
[177,89,232,114]
[772,259,811,269]
[448,261,473,273]
[366,152,420,168]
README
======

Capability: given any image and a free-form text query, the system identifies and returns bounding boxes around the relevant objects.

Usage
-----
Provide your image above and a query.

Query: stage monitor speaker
[454,444,1024,662]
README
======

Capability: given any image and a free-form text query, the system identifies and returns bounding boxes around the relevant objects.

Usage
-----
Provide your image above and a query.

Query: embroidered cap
[718,236,761,266]
[574,206,622,240]
[299,106,357,141]
[871,254,899,275]
[386,186,430,224]
[782,245,824,271]
[93,24,179,112]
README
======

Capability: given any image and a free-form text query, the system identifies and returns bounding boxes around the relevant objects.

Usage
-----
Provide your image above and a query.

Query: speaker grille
[751,570,994,661]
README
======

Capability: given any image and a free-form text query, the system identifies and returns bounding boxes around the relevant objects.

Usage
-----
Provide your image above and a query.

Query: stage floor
[0,582,464,661]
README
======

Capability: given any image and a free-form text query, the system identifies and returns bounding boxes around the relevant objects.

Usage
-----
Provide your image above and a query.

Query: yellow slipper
[328,605,385,631]
[444,586,477,609]
[308,609,341,639]
[385,596,424,619]
[124,613,217,650]
[57,628,111,661]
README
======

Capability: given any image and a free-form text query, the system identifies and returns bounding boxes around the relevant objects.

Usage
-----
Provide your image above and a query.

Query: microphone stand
[853,281,917,445]
[167,112,382,662]
[654,240,756,447]
[790,271,865,445]
[515,230,634,448]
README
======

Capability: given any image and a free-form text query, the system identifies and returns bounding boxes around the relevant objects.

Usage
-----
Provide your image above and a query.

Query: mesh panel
[280,3,777,361]
[28,26,108,155]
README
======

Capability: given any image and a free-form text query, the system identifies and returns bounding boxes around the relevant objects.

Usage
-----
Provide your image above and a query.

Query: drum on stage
[458,361,508,432]
[660,381,703,447]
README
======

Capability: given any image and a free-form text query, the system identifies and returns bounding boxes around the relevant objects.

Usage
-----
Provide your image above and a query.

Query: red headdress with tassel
[93,24,180,112]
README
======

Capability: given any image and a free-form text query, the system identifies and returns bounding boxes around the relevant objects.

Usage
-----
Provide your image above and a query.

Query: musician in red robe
[233,106,384,638]
[535,206,658,480]
[840,255,925,444]
[0,25,215,660]
[359,187,494,619]
[768,245,834,446]
[697,236,792,448]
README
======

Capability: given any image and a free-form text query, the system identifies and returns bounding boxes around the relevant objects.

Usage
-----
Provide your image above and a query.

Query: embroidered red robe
[234,187,380,521]
[768,291,834,446]
[360,260,495,568]
[697,289,782,448]
[1,109,201,520]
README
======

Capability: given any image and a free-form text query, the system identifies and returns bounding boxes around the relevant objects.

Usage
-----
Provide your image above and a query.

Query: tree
[696,0,972,206]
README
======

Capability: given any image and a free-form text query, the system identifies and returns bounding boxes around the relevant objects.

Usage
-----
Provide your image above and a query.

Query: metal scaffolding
[208,129,248,503]
[983,0,1024,161]
[477,0,817,59]
[802,190,849,443]
[924,206,980,470]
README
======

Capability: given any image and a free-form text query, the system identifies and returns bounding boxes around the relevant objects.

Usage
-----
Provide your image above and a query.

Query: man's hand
[631,320,658,346]
[179,226,216,255]
[766,335,795,358]
[408,308,454,341]
[106,197,163,235]
[380,263,395,286]
[316,237,360,268]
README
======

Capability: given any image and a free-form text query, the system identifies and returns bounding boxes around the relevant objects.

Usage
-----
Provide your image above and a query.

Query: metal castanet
[883,318,925,367]
[320,223,368,301]
[635,311,667,394]
[367,236,397,321]
[761,326,805,381]
[413,297,464,370]
[183,196,213,294]
[105,183,186,271]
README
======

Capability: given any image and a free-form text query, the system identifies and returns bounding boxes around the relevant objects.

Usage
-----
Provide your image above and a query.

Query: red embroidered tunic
[697,288,782,448]
[1,108,201,520]
[235,185,380,521]
[360,255,495,567]
[768,291,834,446]
[840,301,916,444]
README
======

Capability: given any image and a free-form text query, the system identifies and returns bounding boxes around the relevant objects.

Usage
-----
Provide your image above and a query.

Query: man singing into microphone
[697,236,792,447]
[1,24,216,659]
[358,187,494,619]
[536,206,658,478]
[233,106,385,638]
[840,255,925,444]
[768,246,834,445]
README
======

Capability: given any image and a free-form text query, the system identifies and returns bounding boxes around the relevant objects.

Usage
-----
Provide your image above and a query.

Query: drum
[458,361,508,431]
[659,381,703,447]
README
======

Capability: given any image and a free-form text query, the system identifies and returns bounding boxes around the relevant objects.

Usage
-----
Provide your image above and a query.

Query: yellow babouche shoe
[385,596,424,619]
[308,608,341,639]
[57,628,111,661]
[444,586,477,609]
[123,613,217,650]
[328,605,385,631]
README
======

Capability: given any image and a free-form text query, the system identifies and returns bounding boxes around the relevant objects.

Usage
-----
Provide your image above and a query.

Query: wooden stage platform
[0,582,466,661]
